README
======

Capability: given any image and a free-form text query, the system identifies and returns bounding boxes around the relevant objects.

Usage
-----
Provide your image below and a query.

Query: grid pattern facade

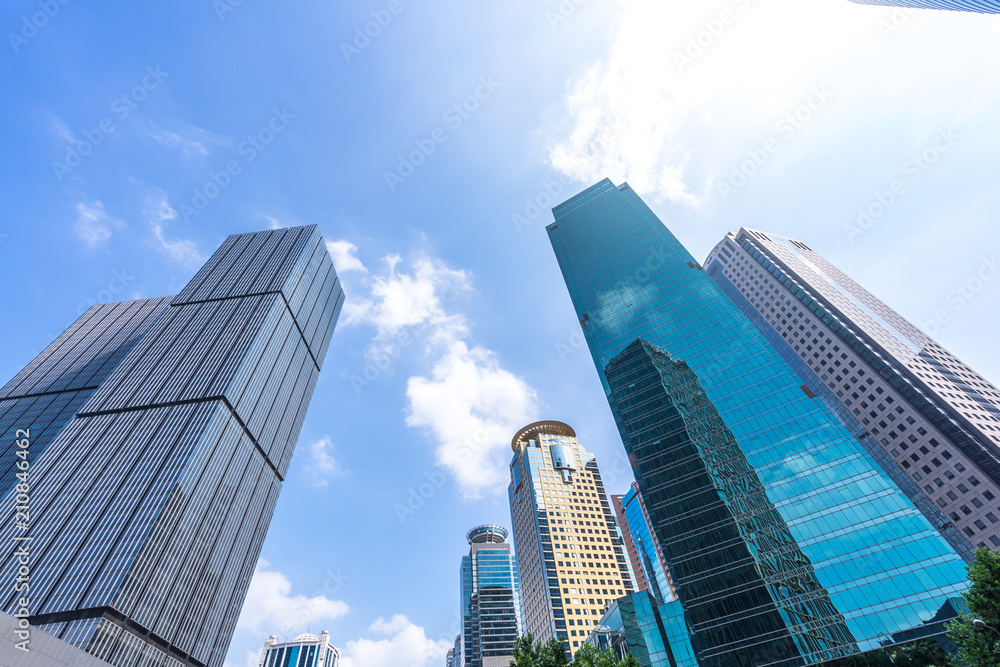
[545,180,969,666]
[848,0,1000,12]
[459,526,522,667]
[588,591,697,667]
[705,229,1000,553]
[611,494,648,595]
[0,225,344,667]
[508,421,635,657]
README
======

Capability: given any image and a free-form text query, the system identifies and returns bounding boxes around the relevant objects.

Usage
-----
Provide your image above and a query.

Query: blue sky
[2,0,999,665]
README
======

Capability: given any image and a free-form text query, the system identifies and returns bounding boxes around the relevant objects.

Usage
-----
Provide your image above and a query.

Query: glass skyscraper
[705,228,1000,554]
[848,0,1000,12]
[459,525,522,667]
[508,421,635,657]
[0,225,344,667]
[259,631,340,667]
[546,179,969,666]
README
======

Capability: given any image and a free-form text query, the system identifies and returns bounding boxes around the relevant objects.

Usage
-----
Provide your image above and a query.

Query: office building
[508,421,635,657]
[586,591,696,667]
[613,484,672,605]
[848,0,999,13]
[446,635,461,667]
[546,179,970,666]
[0,225,344,667]
[0,610,114,667]
[705,229,1000,552]
[258,631,340,667]
[459,525,522,667]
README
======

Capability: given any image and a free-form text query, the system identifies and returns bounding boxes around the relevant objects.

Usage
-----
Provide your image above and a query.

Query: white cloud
[340,615,452,667]
[406,340,538,498]
[344,255,472,357]
[144,191,206,267]
[309,436,343,487]
[263,215,284,230]
[326,240,368,274]
[548,0,1000,205]
[346,252,539,496]
[75,201,124,248]
[231,560,349,639]
[148,123,226,158]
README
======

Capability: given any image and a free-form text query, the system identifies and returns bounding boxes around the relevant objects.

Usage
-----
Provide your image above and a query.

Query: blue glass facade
[848,0,999,13]
[0,226,344,667]
[588,592,697,667]
[620,487,671,605]
[459,525,522,666]
[546,180,969,666]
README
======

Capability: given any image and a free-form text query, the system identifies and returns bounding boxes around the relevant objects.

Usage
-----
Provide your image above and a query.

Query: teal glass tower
[459,525,522,667]
[546,179,969,666]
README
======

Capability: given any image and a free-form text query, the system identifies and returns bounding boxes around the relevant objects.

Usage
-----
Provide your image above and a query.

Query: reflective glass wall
[547,180,969,666]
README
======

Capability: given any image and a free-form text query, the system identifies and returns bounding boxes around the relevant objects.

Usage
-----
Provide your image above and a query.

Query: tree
[949,547,1000,667]
[510,634,639,667]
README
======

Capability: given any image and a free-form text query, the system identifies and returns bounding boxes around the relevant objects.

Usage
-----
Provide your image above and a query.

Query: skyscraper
[508,421,635,657]
[258,631,340,667]
[848,0,1000,13]
[0,225,344,667]
[459,525,522,667]
[546,179,970,666]
[612,484,672,605]
[705,229,1000,553]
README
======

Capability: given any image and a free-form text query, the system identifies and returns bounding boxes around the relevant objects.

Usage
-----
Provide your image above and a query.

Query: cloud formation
[232,560,349,639]
[345,252,539,497]
[75,201,124,247]
[326,239,368,274]
[340,615,452,667]
[548,0,1000,205]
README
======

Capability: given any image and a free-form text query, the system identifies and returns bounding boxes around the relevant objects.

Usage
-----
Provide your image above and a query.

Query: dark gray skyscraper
[848,0,999,12]
[0,225,344,667]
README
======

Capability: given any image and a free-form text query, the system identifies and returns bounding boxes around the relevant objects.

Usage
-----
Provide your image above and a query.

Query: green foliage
[822,638,949,666]
[511,634,638,667]
[948,547,1000,667]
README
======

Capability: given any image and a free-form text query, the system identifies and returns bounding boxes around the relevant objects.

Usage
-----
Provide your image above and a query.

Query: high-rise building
[613,484,672,605]
[586,591,697,667]
[508,421,635,657]
[848,0,999,13]
[546,179,970,666]
[705,229,1000,552]
[0,225,344,667]
[459,525,523,667]
[446,635,461,667]
[258,631,340,667]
